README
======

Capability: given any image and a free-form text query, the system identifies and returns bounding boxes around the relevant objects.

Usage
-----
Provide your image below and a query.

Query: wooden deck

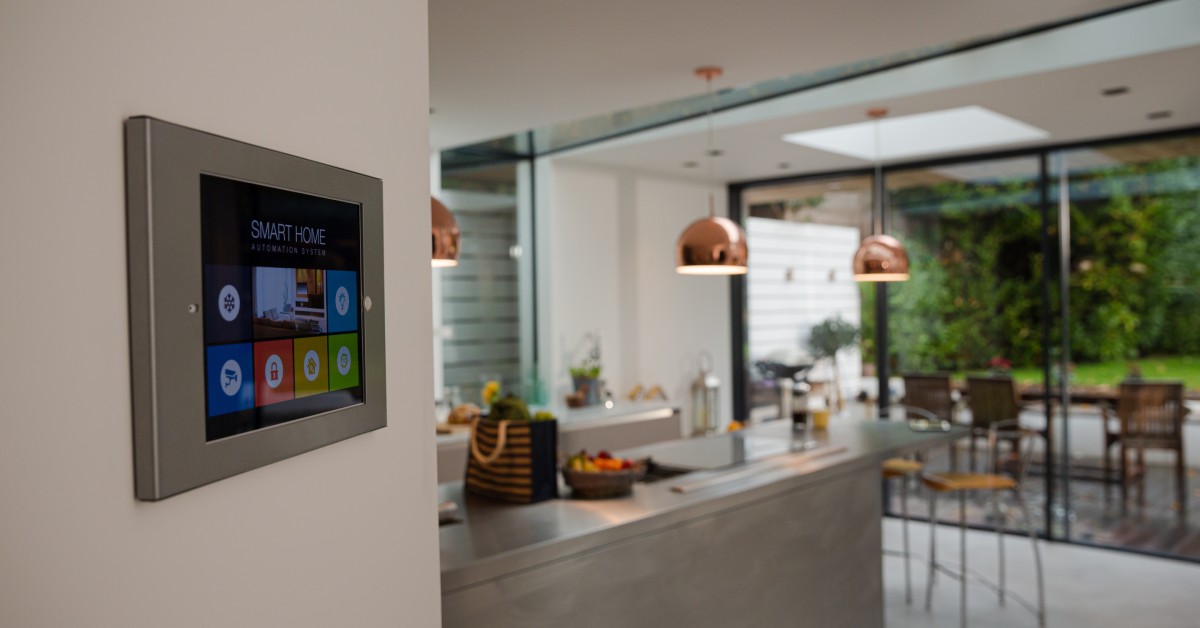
[887,445,1200,559]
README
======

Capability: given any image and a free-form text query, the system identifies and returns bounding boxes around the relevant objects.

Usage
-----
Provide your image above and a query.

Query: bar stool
[922,420,1045,628]
[882,457,924,605]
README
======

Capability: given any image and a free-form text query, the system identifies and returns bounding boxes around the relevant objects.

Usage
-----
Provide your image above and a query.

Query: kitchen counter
[436,401,681,483]
[436,400,678,445]
[439,414,964,627]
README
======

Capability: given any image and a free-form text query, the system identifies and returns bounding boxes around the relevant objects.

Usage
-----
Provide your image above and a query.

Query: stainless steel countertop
[439,415,963,593]
[436,400,678,447]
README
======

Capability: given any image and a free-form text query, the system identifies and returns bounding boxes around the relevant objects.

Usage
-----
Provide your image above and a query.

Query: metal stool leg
[1014,488,1046,628]
[902,477,912,605]
[959,491,968,628]
[925,491,938,612]
[995,490,1005,606]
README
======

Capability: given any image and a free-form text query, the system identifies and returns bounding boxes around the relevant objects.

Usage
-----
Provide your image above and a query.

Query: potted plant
[807,316,860,412]
[568,331,604,407]
[569,363,602,407]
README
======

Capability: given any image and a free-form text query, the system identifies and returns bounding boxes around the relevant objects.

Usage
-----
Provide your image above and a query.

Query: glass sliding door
[884,156,1049,532]
[731,128,1200,561]
[1052,134,1200,557]
[739,174,874,424]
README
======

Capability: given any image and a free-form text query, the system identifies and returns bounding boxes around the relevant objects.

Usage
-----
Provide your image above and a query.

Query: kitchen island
[439,416,962,627]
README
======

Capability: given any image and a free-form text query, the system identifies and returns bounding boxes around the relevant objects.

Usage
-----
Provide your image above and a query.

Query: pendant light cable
[852,107,909,283]
[675,65,747,276]
[705,70,716,218]
[869,108,886,234]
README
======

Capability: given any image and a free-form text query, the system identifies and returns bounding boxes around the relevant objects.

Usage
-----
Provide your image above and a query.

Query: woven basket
[561,466,642,499]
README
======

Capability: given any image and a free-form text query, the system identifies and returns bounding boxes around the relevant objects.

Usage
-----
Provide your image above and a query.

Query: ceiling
[566,44,1200,182]
[429,0,1137,149]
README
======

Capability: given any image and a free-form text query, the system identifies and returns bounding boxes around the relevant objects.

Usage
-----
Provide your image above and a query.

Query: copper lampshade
[431,197,460,268]
[675,216,748,275]
[852,234,909,282]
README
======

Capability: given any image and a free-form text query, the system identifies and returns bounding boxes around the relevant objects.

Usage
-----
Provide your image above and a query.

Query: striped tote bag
[465,418,559,503]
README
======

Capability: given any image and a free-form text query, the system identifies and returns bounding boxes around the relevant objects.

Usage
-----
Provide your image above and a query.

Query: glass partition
[1053,134,1200,554]
[740,174,874,423]
[734,127,1200,561]
[436,160,537,410]
[886,156,1049,534]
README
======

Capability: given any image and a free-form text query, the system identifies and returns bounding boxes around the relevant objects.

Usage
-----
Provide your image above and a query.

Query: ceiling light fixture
[431,197,460,268]
[676,66,748,276]
[853,108,909,283]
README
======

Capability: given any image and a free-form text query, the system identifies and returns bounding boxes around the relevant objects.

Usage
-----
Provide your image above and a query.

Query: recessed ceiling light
[1101,86,1130,97]
[1147,110,1173,120]
[782,106,1048,161]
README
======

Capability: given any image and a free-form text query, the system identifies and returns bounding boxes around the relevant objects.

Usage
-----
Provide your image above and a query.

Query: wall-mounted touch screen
[200,175,365,440]
[126,117,387,500]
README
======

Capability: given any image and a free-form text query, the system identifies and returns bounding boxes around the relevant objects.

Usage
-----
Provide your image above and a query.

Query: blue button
[327,270,358,333]
[206,343,255,417]
[203,264,253,344]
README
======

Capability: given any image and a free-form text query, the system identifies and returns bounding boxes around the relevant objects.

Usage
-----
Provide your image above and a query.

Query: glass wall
[739,174,873,422]
[885,156,1050,534]
[1054,135,1200,553]
[435,160,537,411]
[733,128,1200,561]
[887,157,1044,378]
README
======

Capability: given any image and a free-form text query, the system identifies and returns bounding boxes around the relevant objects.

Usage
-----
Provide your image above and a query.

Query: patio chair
[903,374,957,422]
[965,376,1040,472]
[903,373,959,466]
[1101,381,1187,512]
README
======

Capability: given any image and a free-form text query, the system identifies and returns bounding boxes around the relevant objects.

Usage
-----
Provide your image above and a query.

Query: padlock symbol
[270,362,279,382]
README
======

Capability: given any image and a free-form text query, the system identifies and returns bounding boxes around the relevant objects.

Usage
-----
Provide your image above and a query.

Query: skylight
[781,106,1048,161]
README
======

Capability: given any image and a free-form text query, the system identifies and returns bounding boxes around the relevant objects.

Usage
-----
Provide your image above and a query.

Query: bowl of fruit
[562,450,644,499]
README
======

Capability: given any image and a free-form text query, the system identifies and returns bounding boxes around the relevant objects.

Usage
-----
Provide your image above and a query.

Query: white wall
[0,2,440,627]
[746,217,863,401]
[544,163,624,398]
[539,160,734,430]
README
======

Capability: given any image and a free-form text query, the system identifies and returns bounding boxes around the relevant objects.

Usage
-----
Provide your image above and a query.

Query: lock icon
[270,361,279,381]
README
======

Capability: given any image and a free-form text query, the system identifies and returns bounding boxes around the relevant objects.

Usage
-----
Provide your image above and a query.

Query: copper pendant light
[675,66,748,276]
[431,196,460,268]
[853,234,909,281]
[852,108,909,282]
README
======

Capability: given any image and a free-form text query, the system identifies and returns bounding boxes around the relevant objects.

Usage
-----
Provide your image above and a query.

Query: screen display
[201,175,364,441]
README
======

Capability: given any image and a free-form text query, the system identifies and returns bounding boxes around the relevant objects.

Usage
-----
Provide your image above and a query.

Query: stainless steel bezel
[126,117,387,500]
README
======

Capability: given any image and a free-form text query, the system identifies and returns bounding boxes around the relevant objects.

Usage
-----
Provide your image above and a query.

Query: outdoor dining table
[949,382,1200,406]
[942,381,1195,486]
[1016,384,1199,412]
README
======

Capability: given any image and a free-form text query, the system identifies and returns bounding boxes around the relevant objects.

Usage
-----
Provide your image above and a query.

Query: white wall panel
[0,2,439,626]
[746,217,863,400]
[539,161,733,428]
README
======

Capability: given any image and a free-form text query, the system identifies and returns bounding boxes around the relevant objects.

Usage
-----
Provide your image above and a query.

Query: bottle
[791,380,811,429]
[779,377,793,422]
[692,352,720,436]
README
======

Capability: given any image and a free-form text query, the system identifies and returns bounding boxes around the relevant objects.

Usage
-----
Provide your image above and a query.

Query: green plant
[884,152,1200,375]
[569,365,601,379]
[808,316,860,359]
[808,316,860,409]
[489,395,531,422]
